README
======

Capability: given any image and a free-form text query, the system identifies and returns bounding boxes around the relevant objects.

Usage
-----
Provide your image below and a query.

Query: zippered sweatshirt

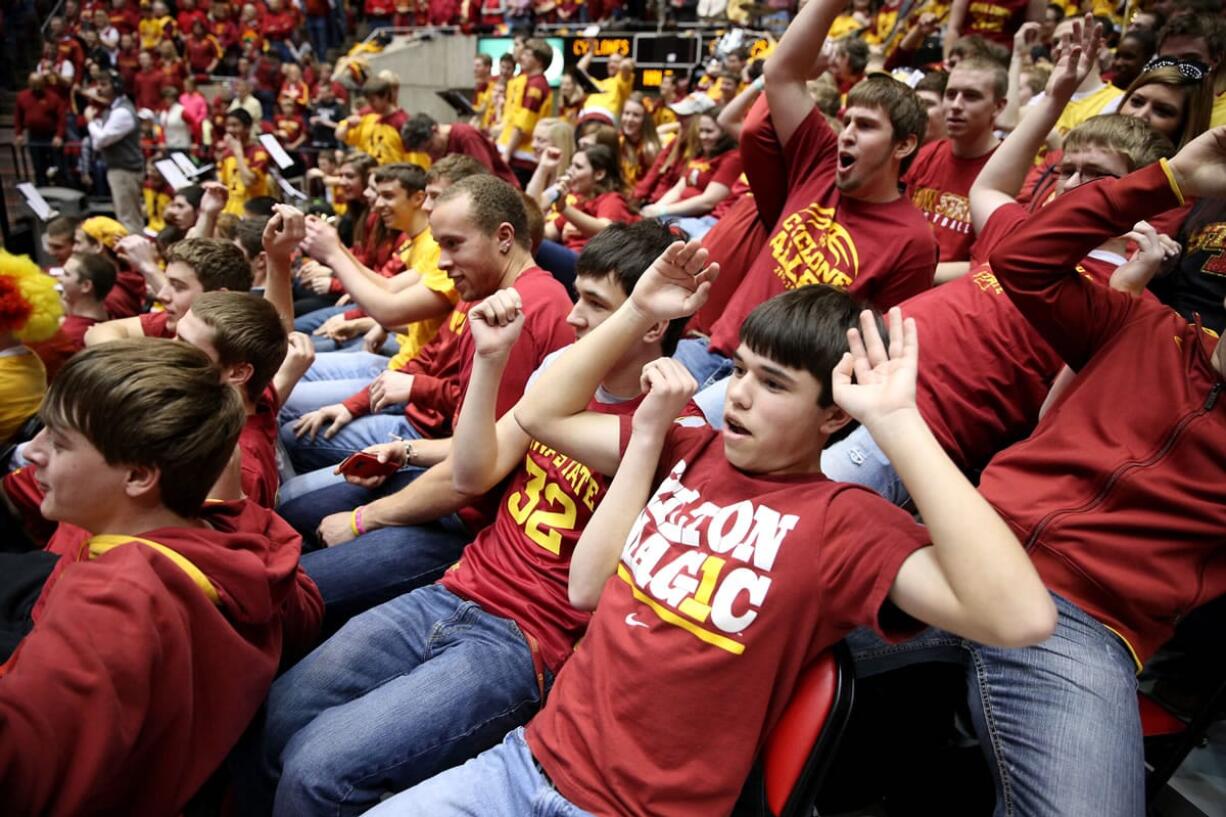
[983,160,1226,666]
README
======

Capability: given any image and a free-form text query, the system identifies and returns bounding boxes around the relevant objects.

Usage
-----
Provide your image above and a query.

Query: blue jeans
[820,423,910,506]
[847,593,1145,817]
[664,214,718,240]
[366,728,594,817]
[305,15,330,58]
[279,411,419,474]
[295,303,346,334]
[671,336,732,389]
[248,586,553,817]
[279,350,390,425]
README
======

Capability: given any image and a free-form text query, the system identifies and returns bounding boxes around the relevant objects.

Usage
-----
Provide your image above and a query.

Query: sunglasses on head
[1142,56,1210,81]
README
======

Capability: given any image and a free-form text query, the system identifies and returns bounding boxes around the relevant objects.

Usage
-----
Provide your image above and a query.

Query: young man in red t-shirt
[237,222,696,817]
[364,231,1057,817]
[0,339,323,816]
[85,237,255,342]
[402,112,520,188]
[56,253,116,352]
[903,56,1006,282]
[823,21,1175,505]
[131,50,164,111]
[672,0,937,405]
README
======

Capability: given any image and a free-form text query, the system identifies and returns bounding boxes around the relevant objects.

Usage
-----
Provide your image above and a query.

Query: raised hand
[1046,15,1102,102]
[263,203,306,261]
[1013,21,1039,57]
[631,358,697,440]
[1168,125,1226,200]
[301,214,343,262]
[628,238,720,324]
[115,234,160,270]
[199,181,229,217]
[832,307,919,429]
[468,288,526,359]
[1111,221,1180,295]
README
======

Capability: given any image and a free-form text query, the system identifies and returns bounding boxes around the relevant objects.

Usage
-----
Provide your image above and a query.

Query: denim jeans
[295,303,347,334]
[847,592,1145,817]
[365,728,594,817]
[279,350,390,427]
[279,411,419,474]
[820,423,910,505]
[671,336,733,389]
[245,586,553,817]
[301,514,471,627]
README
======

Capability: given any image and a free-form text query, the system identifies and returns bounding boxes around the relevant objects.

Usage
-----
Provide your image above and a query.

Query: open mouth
[837,152,856,170]
[724,415,751,437]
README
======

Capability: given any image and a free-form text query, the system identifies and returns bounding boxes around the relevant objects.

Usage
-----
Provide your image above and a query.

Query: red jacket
[14,89,67,139]
[0,499,323,816]
[983,161,1226,665]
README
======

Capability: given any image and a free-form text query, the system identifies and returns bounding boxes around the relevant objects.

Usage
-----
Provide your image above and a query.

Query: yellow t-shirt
[583,71,634,121]
[219,145,272,216]
[1053,83,1124,136]
[1211,90,1226,128]
[386,228,458,370]
[139,16,175,50]
[0,348,46,445]
[343,111,431,168]
[144,187,171,233]
[498,74,528,148]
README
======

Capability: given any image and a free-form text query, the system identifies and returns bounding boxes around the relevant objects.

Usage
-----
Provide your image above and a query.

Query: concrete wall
[366,35,479,123]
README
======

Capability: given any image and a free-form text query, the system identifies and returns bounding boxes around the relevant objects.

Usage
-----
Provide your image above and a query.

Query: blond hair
[1063,114,1175,172]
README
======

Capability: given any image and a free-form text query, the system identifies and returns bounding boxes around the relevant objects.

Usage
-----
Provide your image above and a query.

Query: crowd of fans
[2,0,1226,815]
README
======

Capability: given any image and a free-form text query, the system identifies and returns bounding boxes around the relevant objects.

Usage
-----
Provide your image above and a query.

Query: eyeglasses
[1142,56,1210,81]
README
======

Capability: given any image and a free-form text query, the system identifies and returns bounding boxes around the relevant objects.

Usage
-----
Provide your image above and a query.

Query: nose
[726,371,752,410]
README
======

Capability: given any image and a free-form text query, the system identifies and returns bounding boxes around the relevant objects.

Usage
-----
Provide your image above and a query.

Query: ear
[410,188,427,209]
[892,133,918,164]
[817,404,854,438]
[641,318,670,349]
[123,462,162,503]
[993,95,1008,117]
[222,361,254,392]
[496,221,517,251]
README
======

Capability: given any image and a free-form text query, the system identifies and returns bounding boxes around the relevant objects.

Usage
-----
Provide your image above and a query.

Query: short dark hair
[914,69,949,96]
[166,238,254,291]
[41,338,245,517]
[739,285,886,444]
[576,221,688,355]
[477,53,493,68]
[190,291,288,402]
[1158,11,1226,54]
[45,214,78,239]
[846,75,927,174]
[234,215,270,261]
[839,38,870,74]
[176,184,205,208]
[372,162,428,195]
[70,252,116,300]
[402,112,439,151]
[243,196,277,217]
[362,76,393,98]
[437,175,530,249]
[226,108,253,129]
[425,154,490,186]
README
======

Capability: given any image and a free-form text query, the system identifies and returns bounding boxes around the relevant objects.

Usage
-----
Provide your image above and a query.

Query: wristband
[1159,158,1186,206]
[351,505,367,537]
[403,440,414,466]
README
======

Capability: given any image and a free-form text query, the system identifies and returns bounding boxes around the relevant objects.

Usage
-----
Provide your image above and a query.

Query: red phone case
[338,452,400,479]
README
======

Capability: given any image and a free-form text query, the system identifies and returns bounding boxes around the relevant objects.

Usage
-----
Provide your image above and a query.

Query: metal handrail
[41,0,67,34]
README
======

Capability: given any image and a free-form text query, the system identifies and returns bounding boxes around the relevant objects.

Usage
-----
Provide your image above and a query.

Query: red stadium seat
[739,642,855,817]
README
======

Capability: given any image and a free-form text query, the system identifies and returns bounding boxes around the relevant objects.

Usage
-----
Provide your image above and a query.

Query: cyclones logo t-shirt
[904,138,998,263]
[526,422,928,817]
[708,107,936,357]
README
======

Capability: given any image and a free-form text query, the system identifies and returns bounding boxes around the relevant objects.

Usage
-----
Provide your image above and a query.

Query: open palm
[832,307,919,427]
[630,238,720,323]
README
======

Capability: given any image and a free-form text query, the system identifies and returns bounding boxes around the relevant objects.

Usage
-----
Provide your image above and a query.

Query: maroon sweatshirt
[14,89,67,140]
[982,160,1226,665]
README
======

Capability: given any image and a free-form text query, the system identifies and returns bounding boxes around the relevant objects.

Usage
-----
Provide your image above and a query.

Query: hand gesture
[1013,21,1039,56]
[223,132,244,155]
[469,288,526,358]
[629,238,720,323]
[281,332,316,382]
[115,234,160,270]
[292,403,354,440]
[539,146,563,172]
[1046,15,1102,103]
[1111,221,1180,295]
[315,313,358,339]
[1168,125,1226,200]
[363,324,388,354]
[370,371,414,412]
[199,181,229,217]
[631,358,697,440]
[263,204,306,262]
[832,307,919,429]
[301,214,343,262]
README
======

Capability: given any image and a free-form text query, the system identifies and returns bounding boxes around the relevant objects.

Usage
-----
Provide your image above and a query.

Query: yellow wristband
[349,509,361,538]
[1159,158,1186,206]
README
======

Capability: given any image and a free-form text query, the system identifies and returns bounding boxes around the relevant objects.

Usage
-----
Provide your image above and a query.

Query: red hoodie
[983,160,1226,666]
[0,499,323,816]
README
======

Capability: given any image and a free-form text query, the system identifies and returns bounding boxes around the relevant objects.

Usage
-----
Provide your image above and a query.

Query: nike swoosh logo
[625,612,649,629]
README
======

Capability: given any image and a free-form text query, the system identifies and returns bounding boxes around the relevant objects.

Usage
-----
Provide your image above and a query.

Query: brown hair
[846,75,927,174]
[41,338,245,517]
[166,238,254,291]
[951,56,1009,100]
[425,154,491,186]
[372,162,428,195]
[1062,113,1176,171]
[69,252,117,301]
[1119,64,1213,148]
[189,291,288,402]
[437,175,531,250]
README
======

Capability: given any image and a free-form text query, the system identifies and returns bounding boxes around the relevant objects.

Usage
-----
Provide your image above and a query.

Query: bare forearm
[934,261,970,284]
[362,459,469,529]
[976,95,1064,200]
[264,255,295,330]
[452,354,509,494]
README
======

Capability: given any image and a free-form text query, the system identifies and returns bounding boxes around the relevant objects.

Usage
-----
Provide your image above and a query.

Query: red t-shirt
[274,113,307,145]
[261,9,298,39]
[105,267,148,319]
[554,191,634,251]
[210,18,239,49]
[132,69,165,111]
[185,34,222,73]
[903,138,997,263]
[708,109,937,357]
[679,148,742,201]
[58,314,98,351]
[963,0,1031,47]
[441,393,642,674]
[239,385,281,508]
[178,9,209,32]
[526,422,928,817]
[691,96,787,336]
[139,311,174,339]
[446,123,519,188]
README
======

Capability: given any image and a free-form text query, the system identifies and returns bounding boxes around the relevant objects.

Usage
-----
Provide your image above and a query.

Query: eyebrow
[758,362,798,383]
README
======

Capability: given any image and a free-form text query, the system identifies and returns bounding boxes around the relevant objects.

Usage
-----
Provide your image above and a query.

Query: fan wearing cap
[73,217,149,319]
